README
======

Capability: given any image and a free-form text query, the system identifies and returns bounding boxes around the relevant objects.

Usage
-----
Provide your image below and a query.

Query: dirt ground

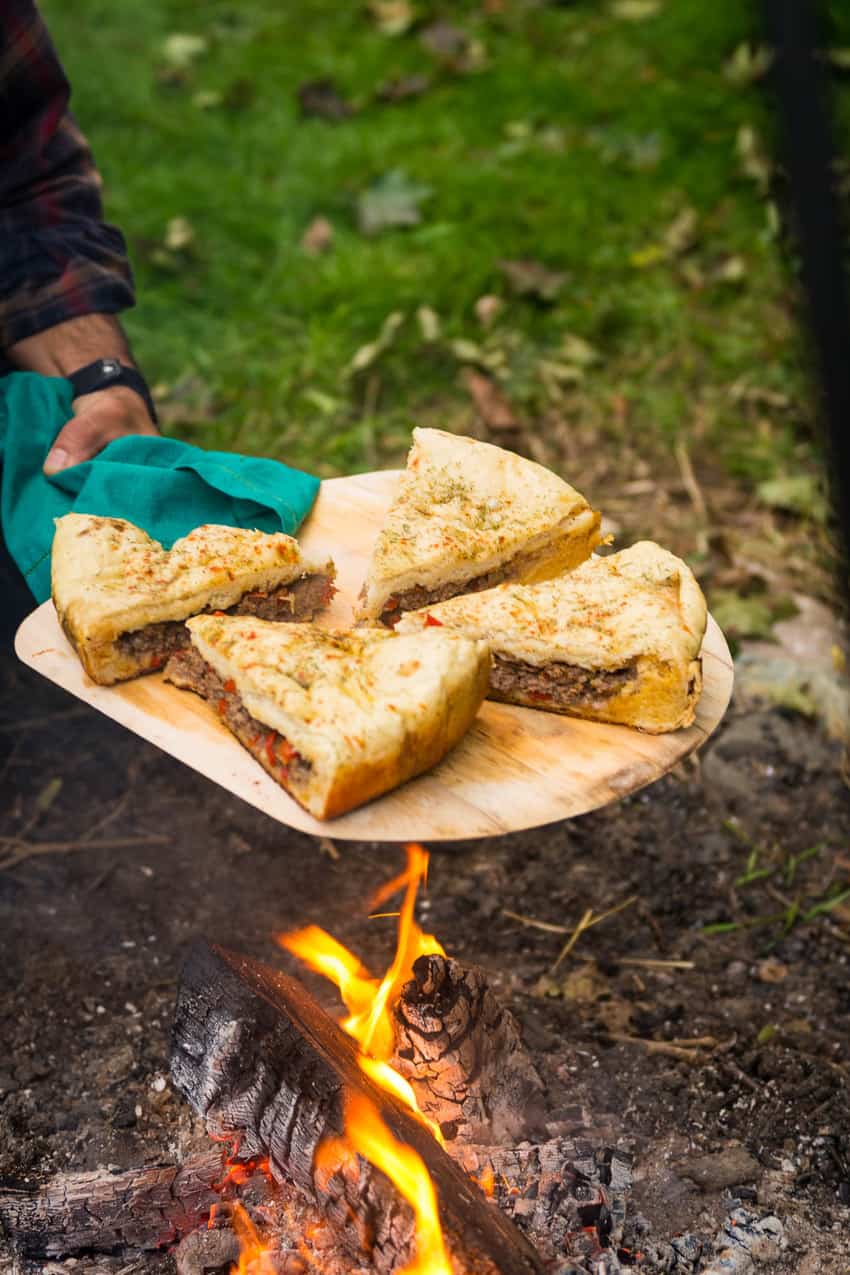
[1,633,848,1273]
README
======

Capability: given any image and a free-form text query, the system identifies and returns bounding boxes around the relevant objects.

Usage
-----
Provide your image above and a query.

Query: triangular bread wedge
[164,616,491,819]
[397,542,707,733]
[355,428,601,625]
[52,514,335,685]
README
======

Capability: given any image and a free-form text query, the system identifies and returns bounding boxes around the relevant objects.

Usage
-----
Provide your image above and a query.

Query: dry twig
[618,958,695,971]
[551,895,637,971]
[502,909,569,935]
[0,835,168,872]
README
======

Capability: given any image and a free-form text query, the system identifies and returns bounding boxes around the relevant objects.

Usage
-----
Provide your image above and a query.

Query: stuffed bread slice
[355,428,602,625]
[52,514,335,685]
[396,541,707,733]
[164,616,491,819]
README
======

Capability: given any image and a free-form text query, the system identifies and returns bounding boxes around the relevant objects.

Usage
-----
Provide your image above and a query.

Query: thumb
[43,415,107,476]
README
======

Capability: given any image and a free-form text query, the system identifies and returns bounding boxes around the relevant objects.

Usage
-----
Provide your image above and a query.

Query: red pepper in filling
[223,679,236,693]
[424,613,443,627]
[383,595,399,611]
[528,690,551,702]
[217,699,227,715]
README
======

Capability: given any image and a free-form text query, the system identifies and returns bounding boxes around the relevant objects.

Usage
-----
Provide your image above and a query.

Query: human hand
[43,386,159,475]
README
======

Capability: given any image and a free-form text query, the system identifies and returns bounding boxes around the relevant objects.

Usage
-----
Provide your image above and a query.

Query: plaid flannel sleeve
[0,0,135,352]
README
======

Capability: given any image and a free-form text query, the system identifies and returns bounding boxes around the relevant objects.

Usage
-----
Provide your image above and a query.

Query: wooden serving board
[15,471,733,842]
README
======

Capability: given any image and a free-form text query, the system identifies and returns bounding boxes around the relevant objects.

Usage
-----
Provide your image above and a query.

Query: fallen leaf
[629,243,666,270]
[357,170,432,235]
[348,311,406,374]
[663,206,699,256]
[192,89,222,110]
[375,73,431,103]
[164,216,195,251]
[724,42,773,85]
[561,332,600,366]
[756,474,828,522]
[737,124,771,194]
[368,0,416,36]
[713,255,747,283]
[302,388,340,416]
[419,21,486,71]
[416,306,441,342]
[537,358,585,395]
[161,33,208,69]
[300,216,334,256]
[297,79,354,121]
[611,0,661,18]
[463,368,520,432]
[474,295,504,327]
[420,20,469,57]
[498,258,567,302]
[449,338,487,364]
[560,962,610,1005]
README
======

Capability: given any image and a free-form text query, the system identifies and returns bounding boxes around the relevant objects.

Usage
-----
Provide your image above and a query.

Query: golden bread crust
[184,616,491,818]
[397,541,708,732]
[355,428,601,619]
[51,514,333,685]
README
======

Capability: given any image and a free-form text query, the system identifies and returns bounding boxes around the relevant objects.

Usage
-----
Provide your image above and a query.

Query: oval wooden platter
[15,471,733,842]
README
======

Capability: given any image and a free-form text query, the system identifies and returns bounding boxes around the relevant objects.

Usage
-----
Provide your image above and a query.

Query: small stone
[151,1074,167,1093]
[757,957,788,984]
[677,1145,762,1190]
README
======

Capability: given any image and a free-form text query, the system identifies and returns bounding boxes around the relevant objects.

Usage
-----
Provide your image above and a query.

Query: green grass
[43,0,820,481]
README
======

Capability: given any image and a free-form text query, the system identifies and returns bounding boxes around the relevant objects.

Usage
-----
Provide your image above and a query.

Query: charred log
[0,1149,222,1258]
[170,940,547,1275]
[391,954,547,1144]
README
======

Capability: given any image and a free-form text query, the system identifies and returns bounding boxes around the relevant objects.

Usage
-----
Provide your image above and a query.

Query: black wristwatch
[68,357,158,426]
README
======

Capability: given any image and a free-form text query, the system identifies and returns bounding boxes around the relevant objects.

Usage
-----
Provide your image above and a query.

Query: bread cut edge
[356,505,602,623]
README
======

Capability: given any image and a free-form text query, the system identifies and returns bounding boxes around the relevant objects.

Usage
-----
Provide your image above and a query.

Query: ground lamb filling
[380,562,527,626]
[164,647,312,788]
[116,573,334,666]
[490,653,637,708]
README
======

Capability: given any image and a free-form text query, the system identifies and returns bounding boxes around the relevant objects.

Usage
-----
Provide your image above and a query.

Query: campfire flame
[229,1202,277,1275]
[278,845,453,1273]
[342,1093,452,1275]
[279,843,445,1143]
[281,843,444,1062]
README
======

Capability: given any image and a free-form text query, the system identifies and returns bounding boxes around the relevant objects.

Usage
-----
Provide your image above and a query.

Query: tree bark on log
[391,954,547,1145]
[171,940,548,1275]
[0,1149,223,1258]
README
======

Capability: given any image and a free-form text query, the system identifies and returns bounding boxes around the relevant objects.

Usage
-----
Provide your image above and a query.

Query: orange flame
[280,844,444,1065]
[277,847,453,1272]
[339,1093,453,1275]
[229,1203,278,1275]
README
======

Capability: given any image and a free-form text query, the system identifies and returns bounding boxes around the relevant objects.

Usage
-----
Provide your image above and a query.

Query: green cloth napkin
[0,371,320,603]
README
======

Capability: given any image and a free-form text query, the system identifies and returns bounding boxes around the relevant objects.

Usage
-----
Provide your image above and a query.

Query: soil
[1,636,848,1273]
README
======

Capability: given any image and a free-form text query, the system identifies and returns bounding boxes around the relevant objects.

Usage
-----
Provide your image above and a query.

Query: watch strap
[68,358,158,425]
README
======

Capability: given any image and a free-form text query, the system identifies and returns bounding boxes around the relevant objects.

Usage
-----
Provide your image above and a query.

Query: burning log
[171,940,548,1275]
[0,1149,222,1257]
[391,953,547,1144]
